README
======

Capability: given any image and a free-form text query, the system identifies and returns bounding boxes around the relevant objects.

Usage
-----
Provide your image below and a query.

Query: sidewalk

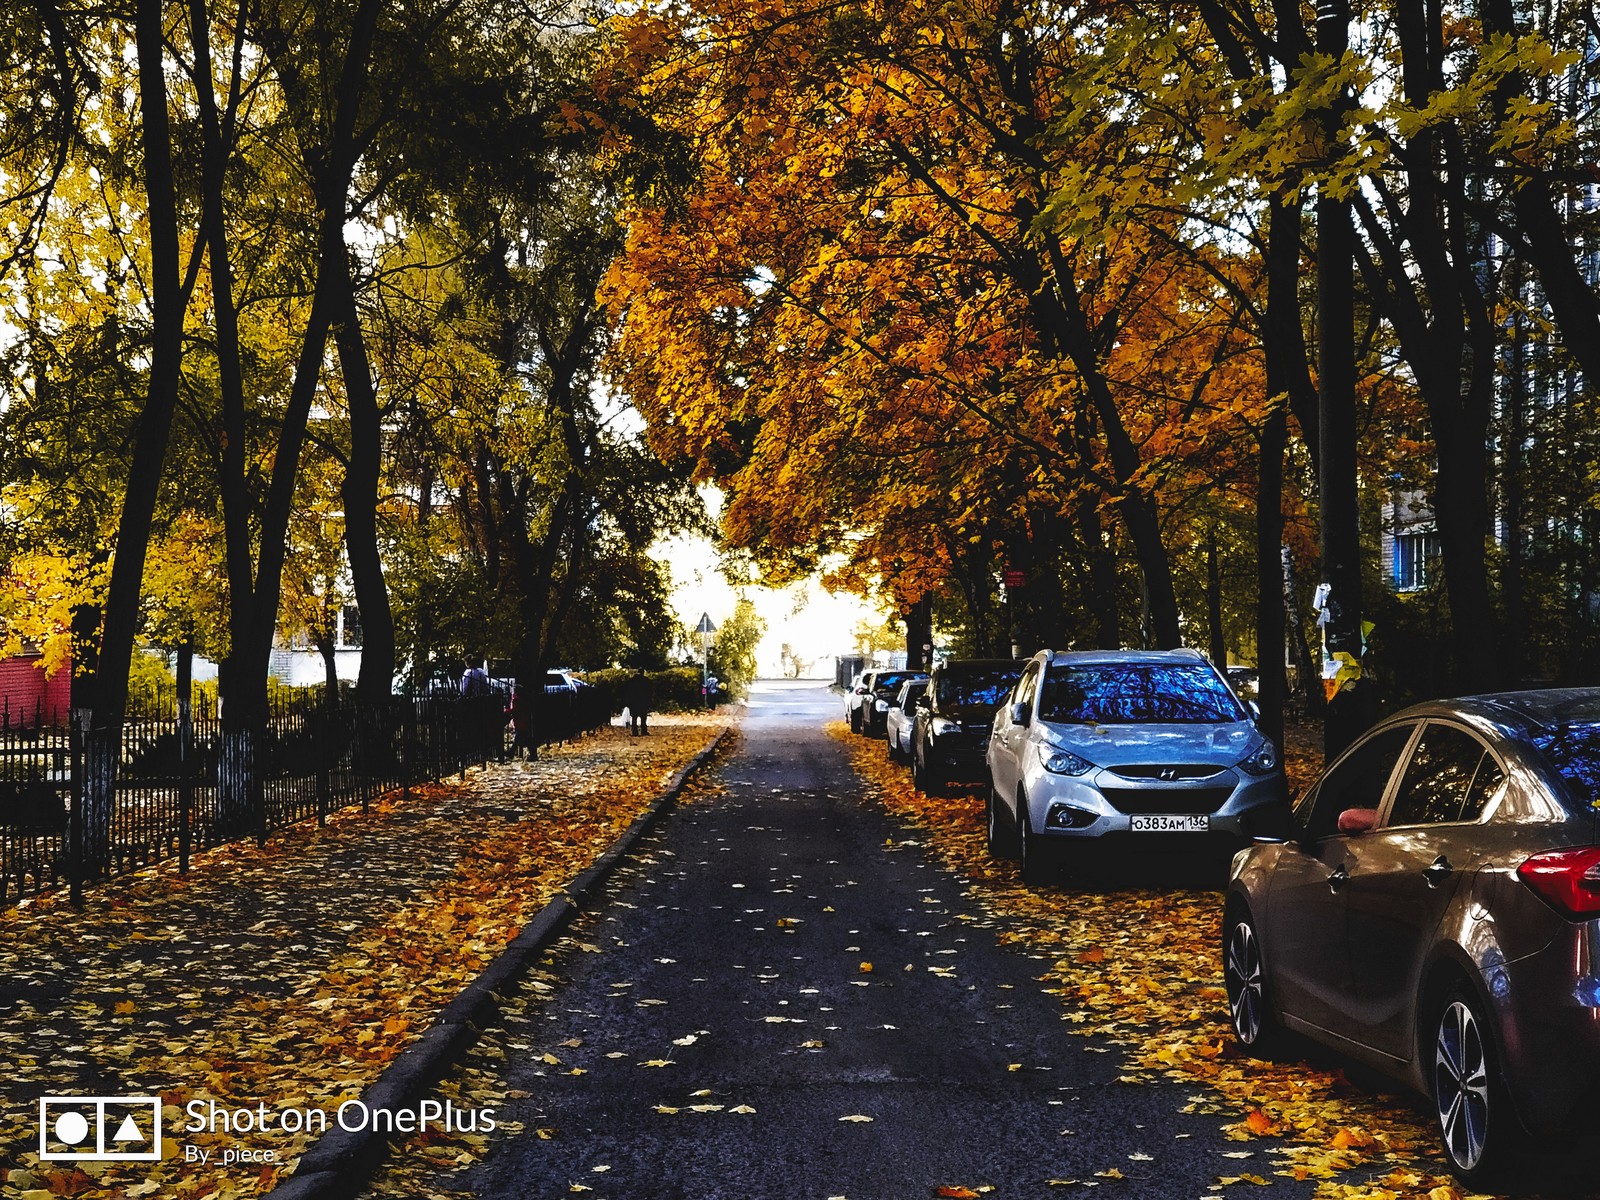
[1,716,729,1200]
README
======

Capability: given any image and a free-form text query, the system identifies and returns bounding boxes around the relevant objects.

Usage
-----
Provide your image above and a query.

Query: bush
[582,666,728,713]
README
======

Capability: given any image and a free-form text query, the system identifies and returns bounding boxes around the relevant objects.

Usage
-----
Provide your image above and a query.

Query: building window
[338,604,363,649]
[1394,530,1441,592]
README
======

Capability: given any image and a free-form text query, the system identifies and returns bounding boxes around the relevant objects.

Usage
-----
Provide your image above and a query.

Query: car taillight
[1517,847,1600,918]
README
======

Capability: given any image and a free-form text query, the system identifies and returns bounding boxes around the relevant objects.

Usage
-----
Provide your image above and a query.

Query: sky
[655,530,888,679]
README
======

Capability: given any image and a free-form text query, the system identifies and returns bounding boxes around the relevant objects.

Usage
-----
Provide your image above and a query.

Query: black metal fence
[0,685,609,909]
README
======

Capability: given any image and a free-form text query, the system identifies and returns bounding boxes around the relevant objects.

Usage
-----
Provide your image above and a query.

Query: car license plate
[1129,813,1209,833]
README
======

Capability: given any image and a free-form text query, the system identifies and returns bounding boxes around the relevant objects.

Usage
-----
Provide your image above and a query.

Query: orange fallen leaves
[832,723,1468,1200]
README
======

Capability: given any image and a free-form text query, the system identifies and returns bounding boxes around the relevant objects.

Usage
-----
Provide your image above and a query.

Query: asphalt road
[455,681,1305,1200]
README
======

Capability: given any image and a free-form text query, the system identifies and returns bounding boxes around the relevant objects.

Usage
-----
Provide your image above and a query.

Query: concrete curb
[262,726,730,1200]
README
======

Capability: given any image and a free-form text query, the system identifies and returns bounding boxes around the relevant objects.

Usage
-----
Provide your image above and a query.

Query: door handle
[1327,864,1348,892]
[1423,855,1453,887]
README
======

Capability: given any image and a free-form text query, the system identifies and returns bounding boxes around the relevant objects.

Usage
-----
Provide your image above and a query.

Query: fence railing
[0,684,610,909]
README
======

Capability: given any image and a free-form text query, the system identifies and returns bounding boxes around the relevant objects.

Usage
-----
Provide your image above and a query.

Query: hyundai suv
[985,649,1287,882]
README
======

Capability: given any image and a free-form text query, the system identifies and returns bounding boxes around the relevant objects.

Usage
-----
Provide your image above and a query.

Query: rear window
[936,667,1022,708]
[1039,663,1245,724]
[1529,722,1600,812]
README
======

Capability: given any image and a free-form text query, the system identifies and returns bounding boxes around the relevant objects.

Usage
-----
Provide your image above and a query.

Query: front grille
[1099,784,1236,815]
[1110,764,1225,781]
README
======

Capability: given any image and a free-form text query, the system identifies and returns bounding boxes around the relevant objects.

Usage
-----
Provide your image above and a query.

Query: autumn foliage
[0,722,726,1199]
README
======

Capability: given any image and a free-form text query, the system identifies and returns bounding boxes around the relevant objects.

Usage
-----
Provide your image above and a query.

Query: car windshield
[1529,721,1600,812]
[1039,663,1245,724]
[937,669,1021,708]
[873,672,920,697]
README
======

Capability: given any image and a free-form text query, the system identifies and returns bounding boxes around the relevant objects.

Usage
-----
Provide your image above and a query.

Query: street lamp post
[696,612,716,708]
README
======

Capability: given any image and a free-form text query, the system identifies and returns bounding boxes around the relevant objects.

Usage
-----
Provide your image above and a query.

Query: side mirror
[1248,700,1262,721]
[1336,807,1378,835]
[1010,701,1030,726]
[1249,802,1295,844]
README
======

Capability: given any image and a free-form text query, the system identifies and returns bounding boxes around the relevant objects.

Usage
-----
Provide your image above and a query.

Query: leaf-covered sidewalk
[834,726,1600,1200]
[1,717,728,1200]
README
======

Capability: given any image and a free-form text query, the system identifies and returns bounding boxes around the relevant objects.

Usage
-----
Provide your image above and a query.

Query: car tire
[986,785,1019,858]
[1432,985,1512,1187]
[849,707,861,734]
[1018,802,1058,885]
[885,732,897,762]
[913,747,942,796]
[1222,903,1282,1057]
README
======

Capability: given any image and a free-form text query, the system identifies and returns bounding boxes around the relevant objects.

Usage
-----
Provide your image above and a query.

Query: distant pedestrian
[508,684,534,760]
[460,660,491,698]
[623,668,653,736]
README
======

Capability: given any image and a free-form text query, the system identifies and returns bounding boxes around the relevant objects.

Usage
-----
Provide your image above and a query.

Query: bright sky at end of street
[655,530,888,678]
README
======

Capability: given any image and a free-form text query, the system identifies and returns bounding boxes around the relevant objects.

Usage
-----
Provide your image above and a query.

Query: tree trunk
[226,0,383,822]
[83,0,188,870]
[1255,412,1287,748]
[1503,282,1526,683]
[1282,545,1325,721]
[1074,485,1121,649]
[1206,527,1226,667]
[1432,419,1498,688]
[903,597,932,671]
[1252,196,1304,748]
[1316,0,1366,762]
[332,261,397,703]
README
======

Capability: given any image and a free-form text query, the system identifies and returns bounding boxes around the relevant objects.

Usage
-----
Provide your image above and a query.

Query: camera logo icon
[39,1096,162,1161]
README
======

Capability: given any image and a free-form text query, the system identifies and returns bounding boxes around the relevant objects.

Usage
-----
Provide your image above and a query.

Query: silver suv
[984,649,1287,882]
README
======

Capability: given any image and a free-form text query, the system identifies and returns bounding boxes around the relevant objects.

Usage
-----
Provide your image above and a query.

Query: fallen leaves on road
[833,724,1479,1200]
[0,721,726,1200]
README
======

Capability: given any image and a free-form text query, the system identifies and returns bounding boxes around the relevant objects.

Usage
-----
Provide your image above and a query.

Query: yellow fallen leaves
[0,723,728,1200]
[838,1114,874,1123]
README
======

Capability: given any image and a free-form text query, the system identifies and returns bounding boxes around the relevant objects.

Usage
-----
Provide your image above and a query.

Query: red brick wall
[0,655,69,726]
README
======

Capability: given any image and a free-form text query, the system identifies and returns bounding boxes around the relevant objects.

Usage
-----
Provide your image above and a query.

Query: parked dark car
[912,658,1025,795]
[860,669,926,737]
[1224,690,1600,1184]
[986,649,1286,882]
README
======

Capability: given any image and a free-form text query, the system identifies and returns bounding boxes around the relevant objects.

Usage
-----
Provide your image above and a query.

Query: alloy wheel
[1434,998,1491,1173]
[1225,918,1265,1045]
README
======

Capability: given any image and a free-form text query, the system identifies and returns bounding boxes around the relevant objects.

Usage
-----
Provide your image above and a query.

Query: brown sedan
[1224,691,1600,1184]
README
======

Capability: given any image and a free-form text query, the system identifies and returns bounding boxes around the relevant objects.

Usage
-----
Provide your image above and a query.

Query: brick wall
[0,655,69,726]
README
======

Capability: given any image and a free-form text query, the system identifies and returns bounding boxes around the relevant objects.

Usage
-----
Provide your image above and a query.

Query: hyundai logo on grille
[1158,767,1177,781]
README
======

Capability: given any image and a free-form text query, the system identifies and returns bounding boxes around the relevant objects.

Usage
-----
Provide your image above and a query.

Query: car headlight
[875,699,889,711]
[1039,744,1094,776]
[932,717,961,736]
[1238,740,1279,775]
